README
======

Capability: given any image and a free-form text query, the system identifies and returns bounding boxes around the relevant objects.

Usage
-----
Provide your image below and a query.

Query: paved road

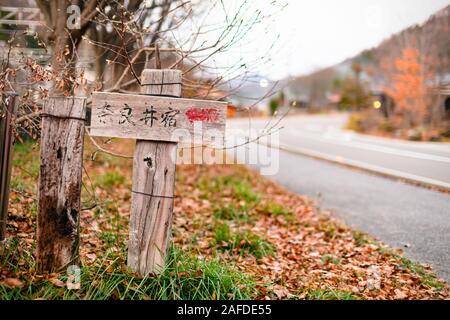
[226,113,450,282]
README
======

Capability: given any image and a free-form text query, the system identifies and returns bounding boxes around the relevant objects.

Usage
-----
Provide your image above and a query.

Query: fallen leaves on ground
[1,139,449,300]
[172,164,449,300]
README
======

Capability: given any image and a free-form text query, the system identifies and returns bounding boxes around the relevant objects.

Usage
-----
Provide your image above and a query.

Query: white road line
[226,130,450,190]
[273,142,450,191]
[284,130,450,163]
[342,129,450,152]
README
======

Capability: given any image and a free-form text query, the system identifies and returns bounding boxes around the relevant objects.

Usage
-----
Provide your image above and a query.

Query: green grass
[317,222,339,241]
[262,203,291,217]
[8,142,40,220]
[233,231,273,259]
[213,204,250,222]
[213,222,273,259]
[260,202,293,225]
[0,240,258,300]
[100,231,120,247]
[11,141,40,195]
[232,180,261,204]
[199,174,273,259]
[352,230,370,246]
[12,141,40,177]
[199,175,261,206]
[95,172,126,188]
[303,287,361,300]
[321,254,341,265]
[94,201,129,251]
[398,256,445,289]
[214,222,232,244]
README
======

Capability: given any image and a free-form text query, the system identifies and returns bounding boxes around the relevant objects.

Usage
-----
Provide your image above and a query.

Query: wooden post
[0,93,17,242]
[90,70,226,275]
[127,69,181,275]
[37,97,86,272]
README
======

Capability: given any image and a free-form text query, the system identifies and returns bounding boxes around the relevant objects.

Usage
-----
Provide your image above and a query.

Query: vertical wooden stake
[0,93,17,242]
[37,97,86,272]
[127,69,182,275]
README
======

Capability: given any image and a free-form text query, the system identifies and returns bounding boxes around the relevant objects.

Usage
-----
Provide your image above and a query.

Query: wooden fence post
[127,69,181,275]
[37,96,86,272]
[0,93,17,243]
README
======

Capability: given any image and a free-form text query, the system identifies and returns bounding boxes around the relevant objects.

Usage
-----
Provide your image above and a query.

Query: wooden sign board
[90,92,227,147]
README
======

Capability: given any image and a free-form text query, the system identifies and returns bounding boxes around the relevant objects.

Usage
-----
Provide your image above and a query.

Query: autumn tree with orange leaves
[384,47,434,128]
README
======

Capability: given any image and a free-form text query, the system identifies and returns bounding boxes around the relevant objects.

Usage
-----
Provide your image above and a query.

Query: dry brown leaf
[3,278,23,288]
[50,278,65,288]
[273,286,293,299]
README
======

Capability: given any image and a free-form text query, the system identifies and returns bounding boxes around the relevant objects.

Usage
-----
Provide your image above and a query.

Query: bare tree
[1,0,288,209]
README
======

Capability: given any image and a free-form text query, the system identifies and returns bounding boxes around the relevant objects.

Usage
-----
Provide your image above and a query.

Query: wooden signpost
[90,69,227,275]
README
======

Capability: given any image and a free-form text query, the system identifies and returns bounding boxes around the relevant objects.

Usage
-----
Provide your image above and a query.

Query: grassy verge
[1,139,449,300]
[346,110,450,142]
[0,239,256,300]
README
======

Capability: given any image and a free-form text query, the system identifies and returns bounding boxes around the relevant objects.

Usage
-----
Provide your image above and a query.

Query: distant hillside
[285,4,450,107]
[223,74,287,111]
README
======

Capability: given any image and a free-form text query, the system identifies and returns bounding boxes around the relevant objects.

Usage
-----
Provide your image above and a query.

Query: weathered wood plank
[90,92,227,147]
[127,69,180,275]
[0,94,17,242]
[141,69,182,97]
[37,97,86,272]
[128,141,177,274]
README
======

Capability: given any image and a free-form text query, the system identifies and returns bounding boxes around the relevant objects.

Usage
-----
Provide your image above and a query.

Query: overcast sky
[202,0,450,80]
